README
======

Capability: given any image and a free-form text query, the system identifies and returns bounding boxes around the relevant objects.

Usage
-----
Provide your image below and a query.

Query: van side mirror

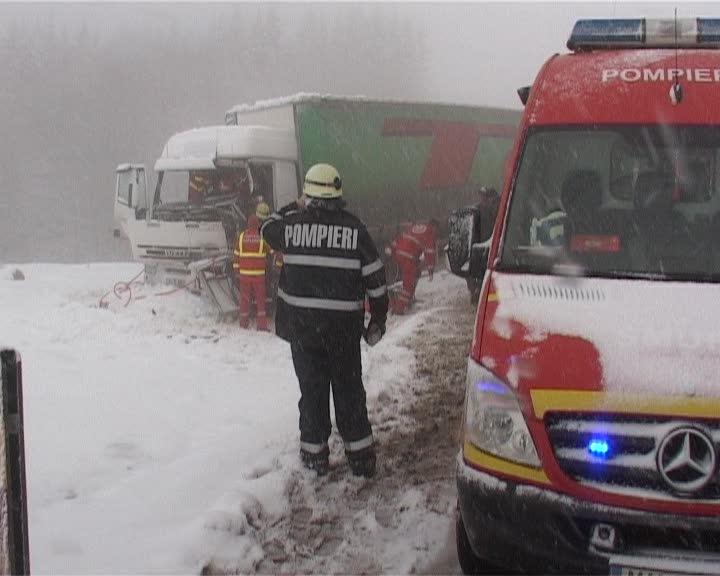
[446,206,488,278]
[469,240,490,278]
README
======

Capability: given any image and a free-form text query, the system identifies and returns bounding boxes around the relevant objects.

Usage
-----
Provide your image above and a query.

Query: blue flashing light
[475,380,507,395]
[698,19,720,43]
[588,439,611,458]
[568,19,644,50]
[568,18,720,51]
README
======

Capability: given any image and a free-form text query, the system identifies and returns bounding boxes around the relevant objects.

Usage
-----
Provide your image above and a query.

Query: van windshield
[499,125,720,281]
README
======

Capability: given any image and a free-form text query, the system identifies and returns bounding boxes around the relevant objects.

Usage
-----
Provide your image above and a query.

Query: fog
[1,2,719,263]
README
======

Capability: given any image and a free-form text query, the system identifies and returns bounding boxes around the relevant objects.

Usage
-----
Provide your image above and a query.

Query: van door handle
[148,222,160,228]
[186,223,200,229]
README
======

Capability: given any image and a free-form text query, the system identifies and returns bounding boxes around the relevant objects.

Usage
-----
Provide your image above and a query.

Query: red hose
[99,255,226,309]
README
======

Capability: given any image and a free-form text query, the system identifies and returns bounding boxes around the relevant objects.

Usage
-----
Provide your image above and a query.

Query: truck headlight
[464,358,540,467]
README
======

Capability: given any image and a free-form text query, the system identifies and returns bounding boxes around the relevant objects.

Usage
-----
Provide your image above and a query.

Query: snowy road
[0,263,471,573]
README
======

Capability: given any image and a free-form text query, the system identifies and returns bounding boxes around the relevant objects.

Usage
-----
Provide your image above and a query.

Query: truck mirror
[446,206,481,277]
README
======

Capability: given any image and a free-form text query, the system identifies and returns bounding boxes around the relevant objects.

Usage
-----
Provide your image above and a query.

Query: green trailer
[225,94,520,245]
[112,95,519,312]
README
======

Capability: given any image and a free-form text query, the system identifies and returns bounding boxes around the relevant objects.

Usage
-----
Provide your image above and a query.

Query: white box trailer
[114,125,299,290]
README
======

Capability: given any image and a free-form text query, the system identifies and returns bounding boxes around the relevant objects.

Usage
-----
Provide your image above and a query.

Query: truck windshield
[499,125,720,281]
[157,168,253,206]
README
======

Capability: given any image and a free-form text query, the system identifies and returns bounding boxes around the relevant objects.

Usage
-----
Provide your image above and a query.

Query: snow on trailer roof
[225,92,517,117]
[153,125,296,172]
[116,163,145,173]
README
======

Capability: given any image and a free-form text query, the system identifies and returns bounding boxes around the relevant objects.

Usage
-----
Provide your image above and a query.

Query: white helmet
[303,163,343,199]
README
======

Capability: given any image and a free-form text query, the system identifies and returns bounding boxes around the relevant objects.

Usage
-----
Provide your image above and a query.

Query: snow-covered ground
[0,263,469,574]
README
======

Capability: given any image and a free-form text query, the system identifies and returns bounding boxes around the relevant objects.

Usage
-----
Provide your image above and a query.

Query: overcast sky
[5,2,720,110]
[421,1,720,108]
[3,1,720,262]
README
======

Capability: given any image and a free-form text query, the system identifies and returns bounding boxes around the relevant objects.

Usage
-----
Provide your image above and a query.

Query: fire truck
[448,18,720,575]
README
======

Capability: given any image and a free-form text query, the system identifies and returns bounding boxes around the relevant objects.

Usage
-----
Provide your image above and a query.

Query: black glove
[363,320,386,347]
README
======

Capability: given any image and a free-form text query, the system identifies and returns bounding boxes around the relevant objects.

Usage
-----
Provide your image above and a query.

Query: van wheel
[456,512,503,575]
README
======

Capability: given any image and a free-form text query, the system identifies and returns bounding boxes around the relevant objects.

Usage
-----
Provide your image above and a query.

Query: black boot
[346,447,376,478]
[300,447,329,476]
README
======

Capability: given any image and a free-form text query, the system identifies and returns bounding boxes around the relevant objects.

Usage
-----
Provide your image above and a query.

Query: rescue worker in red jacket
[188,171,209,205]
[233,203,272,331]
[390,220,438,314]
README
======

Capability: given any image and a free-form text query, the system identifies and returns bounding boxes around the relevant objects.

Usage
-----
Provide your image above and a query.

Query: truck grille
[546,414,720,501]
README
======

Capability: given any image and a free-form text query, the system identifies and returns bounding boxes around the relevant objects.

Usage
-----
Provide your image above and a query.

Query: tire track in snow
[236,277,475,575]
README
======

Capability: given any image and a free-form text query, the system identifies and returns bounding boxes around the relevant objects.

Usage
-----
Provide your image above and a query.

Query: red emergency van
[449,18,720,575]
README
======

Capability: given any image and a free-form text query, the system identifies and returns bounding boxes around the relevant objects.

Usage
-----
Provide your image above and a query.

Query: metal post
[0,350,30,575]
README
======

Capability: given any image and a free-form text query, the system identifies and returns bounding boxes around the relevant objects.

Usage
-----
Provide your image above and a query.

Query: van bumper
[456,453,720,574]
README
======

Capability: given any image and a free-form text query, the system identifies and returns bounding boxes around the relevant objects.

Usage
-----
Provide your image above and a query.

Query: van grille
[516,281,605,302]
[546,414,720,501]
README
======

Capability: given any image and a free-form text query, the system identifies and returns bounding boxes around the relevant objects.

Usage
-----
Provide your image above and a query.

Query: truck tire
[456,511,504,575]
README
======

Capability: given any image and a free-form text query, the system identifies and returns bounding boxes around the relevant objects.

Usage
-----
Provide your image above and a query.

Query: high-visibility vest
[233,229,269,276]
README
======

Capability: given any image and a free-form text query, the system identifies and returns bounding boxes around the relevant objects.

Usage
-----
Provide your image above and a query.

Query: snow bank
[0,263,464,573]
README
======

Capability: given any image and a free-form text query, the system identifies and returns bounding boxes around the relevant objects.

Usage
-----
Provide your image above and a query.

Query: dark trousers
[290,331,373,450]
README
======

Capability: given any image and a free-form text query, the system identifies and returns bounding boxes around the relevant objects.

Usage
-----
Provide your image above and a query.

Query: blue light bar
[568,18,720,51]
[698,18,720,43]
[588,439,610,458]
[568,19,643,50]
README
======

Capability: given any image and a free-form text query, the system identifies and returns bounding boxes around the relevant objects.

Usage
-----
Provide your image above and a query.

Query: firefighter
[261,163,388,478]
[233,207,271,331]
[389,219,438,314]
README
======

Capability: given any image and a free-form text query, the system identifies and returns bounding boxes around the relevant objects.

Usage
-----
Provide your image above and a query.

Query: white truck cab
[114,125,299,288]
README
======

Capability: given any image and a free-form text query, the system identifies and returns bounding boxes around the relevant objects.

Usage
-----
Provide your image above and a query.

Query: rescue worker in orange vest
[389,219,438,314]
[233,202,272,331]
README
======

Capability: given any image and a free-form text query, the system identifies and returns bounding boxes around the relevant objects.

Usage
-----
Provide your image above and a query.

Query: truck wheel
[456,512,503,575]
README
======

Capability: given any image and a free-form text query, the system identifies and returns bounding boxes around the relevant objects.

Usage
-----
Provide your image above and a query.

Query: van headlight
[464,358,540,467]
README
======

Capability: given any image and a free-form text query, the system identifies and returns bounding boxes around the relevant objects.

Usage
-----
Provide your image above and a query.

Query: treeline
[0,4,428,262]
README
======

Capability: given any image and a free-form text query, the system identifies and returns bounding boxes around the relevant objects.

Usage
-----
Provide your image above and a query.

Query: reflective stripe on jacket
[260,201,388,323]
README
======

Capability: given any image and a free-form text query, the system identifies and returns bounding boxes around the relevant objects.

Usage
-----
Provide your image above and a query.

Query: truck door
[114,164,147,238]
[273,161,299,210]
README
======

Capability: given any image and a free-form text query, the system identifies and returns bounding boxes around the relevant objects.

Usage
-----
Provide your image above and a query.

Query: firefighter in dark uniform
[261,163,388,478]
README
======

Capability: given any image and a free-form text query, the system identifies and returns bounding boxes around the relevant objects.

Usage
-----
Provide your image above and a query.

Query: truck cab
[449,18,720,575]
[114,125,298,286]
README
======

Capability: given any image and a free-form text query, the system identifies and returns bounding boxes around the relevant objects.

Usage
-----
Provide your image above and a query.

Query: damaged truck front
[113,126,299,309]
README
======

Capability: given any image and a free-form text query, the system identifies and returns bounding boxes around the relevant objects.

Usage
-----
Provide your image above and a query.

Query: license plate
[609,554,720,576]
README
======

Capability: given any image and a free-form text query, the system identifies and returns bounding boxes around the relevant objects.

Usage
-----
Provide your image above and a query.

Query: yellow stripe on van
[531,390,720,419]
[463,442,550,485]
